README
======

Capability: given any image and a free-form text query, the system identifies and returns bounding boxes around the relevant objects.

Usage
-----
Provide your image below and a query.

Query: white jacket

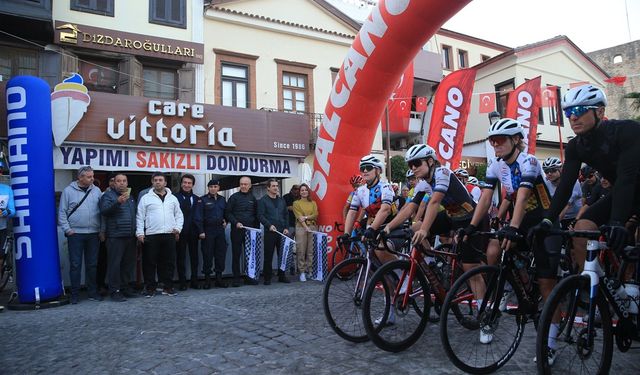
[136,189,184,236]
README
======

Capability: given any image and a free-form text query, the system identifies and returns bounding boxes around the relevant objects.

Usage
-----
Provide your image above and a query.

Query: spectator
[58,166,103,304]
[225,176,259,287]
[175,174,200,291]
[0,179,16,262]
[258,179,290,284]
[194,179,228,289]
[292,184,318,282]
[136,172,183,297]
[97,174,115,296]
[283,185,300,236]
[99,173,137,302]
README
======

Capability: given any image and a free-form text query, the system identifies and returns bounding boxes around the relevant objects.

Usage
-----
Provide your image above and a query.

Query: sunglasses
[488,135,508,146]
[563,105,599,119]
[407,159,424,169]
[544,168,559,174]
[360,164,375,172]
[586,174,595,179]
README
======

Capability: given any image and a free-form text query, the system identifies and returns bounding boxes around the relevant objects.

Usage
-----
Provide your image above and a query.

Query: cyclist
[539,84,640,262]
[342,174,365,222]
[0,180,15,261]
[542,157,582,229]
[406,169,417,200]
[464,118,558,345]
[468,177,482,203]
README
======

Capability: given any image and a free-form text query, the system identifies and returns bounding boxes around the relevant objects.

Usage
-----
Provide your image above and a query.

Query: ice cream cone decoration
[51,73,91,146]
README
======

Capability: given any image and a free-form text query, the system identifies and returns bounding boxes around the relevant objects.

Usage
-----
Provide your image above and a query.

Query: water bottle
[608,279,628,308]
[514,258,531,292]
[624,283,639,315]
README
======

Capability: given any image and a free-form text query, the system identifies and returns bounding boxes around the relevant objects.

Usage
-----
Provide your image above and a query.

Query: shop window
[441,44,452,70]
[494,78,514,118]
[457,49,468,68]
[0,46,38,81]
[149,0,186,29]
[71,0,114,16]
[221,63,248,108]
[79,58,118,93]
[143,66,177,100]
[282,72,307,113]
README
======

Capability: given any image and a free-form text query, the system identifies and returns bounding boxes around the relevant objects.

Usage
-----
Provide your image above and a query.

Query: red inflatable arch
[310,0,472,265]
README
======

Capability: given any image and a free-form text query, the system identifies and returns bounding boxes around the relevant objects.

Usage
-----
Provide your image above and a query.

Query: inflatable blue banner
[6,76,63,303]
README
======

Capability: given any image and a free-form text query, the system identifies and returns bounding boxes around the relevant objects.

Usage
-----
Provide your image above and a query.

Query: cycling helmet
[404,144,436,162]
[487,118,524,138]
[561,84,607,109]
[406,169,415,178]
[454,168,469,178]
[359,154,384,170]
[468,176,479,186]
[542,157,562,170]
[349,174,364,186]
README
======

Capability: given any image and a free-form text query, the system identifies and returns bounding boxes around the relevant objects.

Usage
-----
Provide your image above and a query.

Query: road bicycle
[536,226,640,374]
[360,230,483,352]
[331,222,366,268]
[0,232,14,292]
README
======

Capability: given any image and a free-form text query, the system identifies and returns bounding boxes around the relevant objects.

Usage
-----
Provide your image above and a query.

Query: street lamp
[488,111,501,125]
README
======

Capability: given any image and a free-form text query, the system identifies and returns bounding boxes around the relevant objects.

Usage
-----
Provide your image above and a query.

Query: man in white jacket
[136,172,184,297]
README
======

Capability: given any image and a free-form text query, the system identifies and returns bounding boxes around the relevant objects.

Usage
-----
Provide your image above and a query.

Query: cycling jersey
[485,153,551,215]
[427,167,475,220]
[410,179,433,205]
[349,180,395,219]
[466,184,481,203]
[545,179,582,220]
[345,190,356,205]
[547,119,640,224]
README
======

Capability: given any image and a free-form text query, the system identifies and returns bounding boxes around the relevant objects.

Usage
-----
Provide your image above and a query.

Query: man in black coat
[175,174,201,290]
[194,179,227,289]
[257,178,290,285]
[225,176,259,287]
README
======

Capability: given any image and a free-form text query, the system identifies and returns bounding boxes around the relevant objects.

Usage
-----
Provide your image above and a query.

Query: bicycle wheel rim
[322,257,369,342]
[440,265,524,374]
[536,275,613,375]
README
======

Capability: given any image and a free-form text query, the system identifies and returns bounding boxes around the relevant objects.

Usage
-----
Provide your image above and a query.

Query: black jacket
[175,190,199,236]
[258,195,288,232]
[225,191,258,228]
[99,189,136,238]
[194,193,226,234]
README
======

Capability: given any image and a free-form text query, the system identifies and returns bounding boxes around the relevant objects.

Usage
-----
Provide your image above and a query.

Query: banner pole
[555,95,564,162]
[385,105,392,179]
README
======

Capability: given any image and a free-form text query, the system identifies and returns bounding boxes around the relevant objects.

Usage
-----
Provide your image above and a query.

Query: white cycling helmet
[406,169,415,178]
[542,157,563,170]
[454,168,469,178]
[405,144,436,162]
[359,154,384,170]
[468,176,479,186]
[561,84,607,109]
[487,118,524,138]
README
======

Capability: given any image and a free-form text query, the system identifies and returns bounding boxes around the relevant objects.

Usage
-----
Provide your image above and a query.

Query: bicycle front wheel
[536,275,613,375]
[362,259,431,352]
[0,242,13,292]
[440,265,525,374]
[322,257,370,342]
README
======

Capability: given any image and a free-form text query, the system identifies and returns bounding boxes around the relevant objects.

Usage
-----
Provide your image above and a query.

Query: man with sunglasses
[542,157,582,229]
[538,84,640,263]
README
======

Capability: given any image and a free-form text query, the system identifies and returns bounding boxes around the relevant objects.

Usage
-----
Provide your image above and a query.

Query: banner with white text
[506,76,541,155]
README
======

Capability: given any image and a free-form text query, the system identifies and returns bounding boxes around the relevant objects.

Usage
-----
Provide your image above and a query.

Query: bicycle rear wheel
[440,265,525,374]
[362,259,431,352]
[322,257,370,342]
[536,275,613,375]
[0,241,13,292]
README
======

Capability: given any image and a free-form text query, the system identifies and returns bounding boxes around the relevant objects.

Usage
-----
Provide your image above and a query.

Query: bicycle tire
[536,275,613,375]
[322,257,370,342]
[440,265,525,374]
[361,259,431,352]
[0,240,13,292]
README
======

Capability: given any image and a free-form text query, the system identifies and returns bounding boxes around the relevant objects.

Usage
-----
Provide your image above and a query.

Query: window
[613,54,623,64]
[79,59,118,93]
[481,54,491,62]
[494,79,514,118]
[71,0,114,16]
[221,63,248,108]
[457,49,468,68]
[282,73,307,113]
[149,0,186,28]
[441,45,452,70]
[143,67,177,100]
[0,47,38,82]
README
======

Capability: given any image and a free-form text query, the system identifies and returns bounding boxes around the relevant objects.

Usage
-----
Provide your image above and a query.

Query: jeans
[67,233,100,296]
[106,237,136,293]
[203,228,226,275]
[176,232,199,283]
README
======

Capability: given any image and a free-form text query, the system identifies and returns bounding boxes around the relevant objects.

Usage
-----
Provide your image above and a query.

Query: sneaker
[479,325,494,344]
[264,279,271,285]
[178,283,188,291]
[299,273,307,282]
[534,347,556,366]
[70,294,79,304]
[143,289,156,298]
[232,278,242,287]
[88,294,104,302]
[246,279,259,286]
[162,288,177,296]
[374,310,396,326]
[278,275,291,283]
[110,291,126,302]
[121,289,138,298]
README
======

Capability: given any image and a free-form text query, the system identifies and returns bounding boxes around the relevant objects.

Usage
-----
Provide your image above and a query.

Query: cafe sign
[54,21,204,64]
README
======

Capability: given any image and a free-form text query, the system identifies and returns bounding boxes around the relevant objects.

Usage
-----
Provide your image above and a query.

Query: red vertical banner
[506,76,541,155]
[426,68,476,169]
[386,62,414,132]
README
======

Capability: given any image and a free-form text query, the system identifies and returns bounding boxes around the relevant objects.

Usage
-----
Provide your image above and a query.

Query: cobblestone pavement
[1,281,639,374]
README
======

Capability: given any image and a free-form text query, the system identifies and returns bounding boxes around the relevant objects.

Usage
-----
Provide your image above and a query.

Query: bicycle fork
[573,240,605,348]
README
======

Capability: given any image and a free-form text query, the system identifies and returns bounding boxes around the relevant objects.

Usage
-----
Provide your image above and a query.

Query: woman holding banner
[293,184,318,282]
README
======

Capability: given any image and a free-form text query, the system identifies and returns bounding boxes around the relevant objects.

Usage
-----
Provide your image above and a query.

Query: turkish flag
[415,96,428,112]
[605,76,627,86]
[386,63,414,133]
[478,92,496,113]
[541,86,558,108]
[569,81,589,88]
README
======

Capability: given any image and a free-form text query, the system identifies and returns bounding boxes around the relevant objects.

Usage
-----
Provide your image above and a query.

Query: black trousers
[142,233,176,289]
[230,227,245,279]
[176,232,199,283]
[106,237,136,293]
[263,231,283,279]
[97,240,108,289]
[203,228,226,275]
